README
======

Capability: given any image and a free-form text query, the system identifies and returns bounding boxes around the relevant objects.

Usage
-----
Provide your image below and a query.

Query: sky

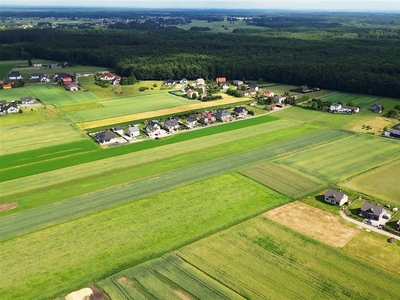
[1,0,400,11]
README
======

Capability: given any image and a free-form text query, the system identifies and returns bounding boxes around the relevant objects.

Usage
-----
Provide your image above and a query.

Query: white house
[127,125,140,137]
[273,95,286,104]
[324,189,348,206]
[330,103,342,111]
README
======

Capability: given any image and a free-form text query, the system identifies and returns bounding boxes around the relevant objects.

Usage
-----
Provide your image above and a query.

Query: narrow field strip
[0,129,348,238]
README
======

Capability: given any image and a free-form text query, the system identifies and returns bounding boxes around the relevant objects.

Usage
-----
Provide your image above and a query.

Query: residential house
[187,89,199,99]
[100,72,115,81]
[179,78,188,85]
[196,78,205,85]
[233,80,243,86]
[263,90,275,98]
[1,102,19,114]
[330,103,359,113]
[33,62,42,67]
[330,103,342,111]
[324,189,348,206]
[216,77,226,83]
[164,118,180,132]
[185,115,198,128]
[66,83,79,91]
[20,96,34,104]
[216,109,231,122]
[29,73,46,79]
[360,201,386,221]
[49,62,62,69]
[145,120,161,135]
[127,125,140,138]
[0,100,7,107]
[233,106,248,118]
[40,76,51,83]
[55,73,72,83]
[111,126,124,135]
[384,124,400,139]
[2,83,12,89]
[249,84,259,91]
[248,87,257,96]
[201,113,216,123]
[62,77,73,85]
[299,85,310,93]
[95,130,118,145]
[273,95,286,104]
[163,79,175,86]
[238,90,250,97]
[219,82,229,90]
[7,71,22,80]
[371,103,383,113]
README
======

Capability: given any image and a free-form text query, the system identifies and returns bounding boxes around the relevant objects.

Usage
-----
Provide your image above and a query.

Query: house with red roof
[100,72,115,81]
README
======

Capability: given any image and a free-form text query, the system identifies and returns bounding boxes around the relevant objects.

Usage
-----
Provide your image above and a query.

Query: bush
[139,86,149,91]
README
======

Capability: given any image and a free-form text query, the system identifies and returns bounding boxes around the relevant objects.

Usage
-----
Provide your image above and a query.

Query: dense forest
[1,10,400,98]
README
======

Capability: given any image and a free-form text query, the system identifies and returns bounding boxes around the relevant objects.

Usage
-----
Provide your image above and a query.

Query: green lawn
[320,92,378,107]
[340,159,400,205]
[275,133,400,183]
[0,119,88,155]
[0,60,31,79]
[66,91,200,123]
[104,216,400,300]
[0,173,290,300]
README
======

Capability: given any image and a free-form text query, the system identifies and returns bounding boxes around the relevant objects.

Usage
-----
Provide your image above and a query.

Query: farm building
[360,201,386,221]
[330,104,359,113]
[95,130,118,145]
[324,189,348,206]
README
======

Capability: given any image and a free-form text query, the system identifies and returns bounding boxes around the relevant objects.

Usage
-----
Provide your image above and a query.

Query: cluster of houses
[0,96,37,115]
[329,103,360,114]
[324,188,396,229]
[93,106,249,145]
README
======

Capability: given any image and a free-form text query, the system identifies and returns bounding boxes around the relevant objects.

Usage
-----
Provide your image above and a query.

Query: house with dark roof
[371,103,383,113]
[233,106,248,118]
[111,126,124,135]
[20,96,34,104]
[1,102,19,115]
[95,130,118,144]
[299,85,310,93]
[324,189,348,206]
[384,124,400,139]
[163,79,175,86]
[29,73,46,79]
[145,120,161,135]
[360,201,386,221]
[7,71,22,80]
[185,115,198,128]
[216,109,231,122]
[164,118,180,132]
[179,78,188,85]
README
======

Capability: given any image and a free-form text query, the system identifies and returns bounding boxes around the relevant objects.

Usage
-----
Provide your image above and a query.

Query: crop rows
[321,92,377,107]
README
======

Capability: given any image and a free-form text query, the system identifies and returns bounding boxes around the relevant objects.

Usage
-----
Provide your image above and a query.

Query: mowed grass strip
[99,254,244,300]
[0,173,289,300]
[321,92,377,107]
[0,126,345,218]
[176,217,400,300]
[240,161,326,198]
[275,133,400,183]
[340,159,400,205]
[0,119,88,155]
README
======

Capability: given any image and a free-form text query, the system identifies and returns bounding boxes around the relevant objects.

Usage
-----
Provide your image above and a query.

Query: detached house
[145,120,161,135]
[233,80,243,86]
[100,72,115,81]
[273,95,286,104]
[371,103,383,113]
[20,96,34,104]
[299,85,310,93]
[201,113,215,123]
[29,73,46,80]
[263,90,275,98]
[360,201,386,221]
[324,189,348,206]
[127,125,140,138]
[233,106,248,118]
[95,130,118,145]
[216,109,231,122]
[163,79,175,86]
[7,71,22,80]
[164,118,180,132]
[216,77,226,83]
[186,115,198,128]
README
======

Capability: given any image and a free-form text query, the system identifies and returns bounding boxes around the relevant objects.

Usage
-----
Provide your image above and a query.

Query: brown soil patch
[265,201,359,248]
[351,117,396,135]
[89,285,106,300]
[117,277,133,286]
[0,202,18,212]
[175,290,191,300]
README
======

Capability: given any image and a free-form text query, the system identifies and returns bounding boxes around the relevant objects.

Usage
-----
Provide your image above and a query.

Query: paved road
[339,210,395,238]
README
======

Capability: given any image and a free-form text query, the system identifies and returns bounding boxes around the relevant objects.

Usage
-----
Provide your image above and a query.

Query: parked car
[365,219,372,225]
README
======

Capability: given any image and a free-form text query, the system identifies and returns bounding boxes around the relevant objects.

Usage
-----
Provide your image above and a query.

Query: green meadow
[0,173,289,300]
[320,92,378,107]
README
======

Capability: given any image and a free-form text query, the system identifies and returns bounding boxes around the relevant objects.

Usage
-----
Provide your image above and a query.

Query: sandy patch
[175,290,191,300]
[351,117,396,135]
[117,277,133,286]
[0,202,18,212]
[265,201,359,247]
[65,287,93,300]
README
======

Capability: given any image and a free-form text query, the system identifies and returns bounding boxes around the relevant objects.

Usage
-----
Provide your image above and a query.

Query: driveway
[339,210,395,238]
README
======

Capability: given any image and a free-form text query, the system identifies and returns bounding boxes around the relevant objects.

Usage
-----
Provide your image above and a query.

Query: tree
[346,101,355,106]
[311,101,318,110]
[386,109,399,118]
[28,59,32,66]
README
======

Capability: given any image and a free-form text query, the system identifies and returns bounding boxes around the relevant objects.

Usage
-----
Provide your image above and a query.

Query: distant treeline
[1,24,400,98]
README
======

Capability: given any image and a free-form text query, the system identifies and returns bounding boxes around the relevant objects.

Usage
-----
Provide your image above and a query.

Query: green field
[0,60,33,79]
[0,84,100,106]
[321,92,378,107]
[275,133,400,183]
[240,161,326,198]
[0,173,289,300]
[101,216,400,300]
[340,160,400,205]
[66,91,200,123]
[0,118,87,155]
